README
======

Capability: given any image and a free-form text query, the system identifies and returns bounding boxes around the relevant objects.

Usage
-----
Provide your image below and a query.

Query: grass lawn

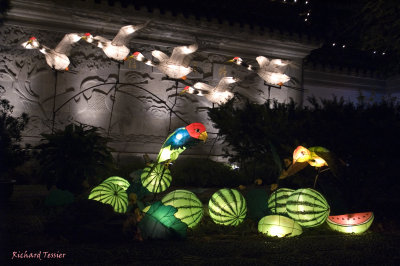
[1,185,400,265]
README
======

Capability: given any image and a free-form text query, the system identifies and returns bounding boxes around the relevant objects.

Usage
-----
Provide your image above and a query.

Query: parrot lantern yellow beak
[199,131,208,142]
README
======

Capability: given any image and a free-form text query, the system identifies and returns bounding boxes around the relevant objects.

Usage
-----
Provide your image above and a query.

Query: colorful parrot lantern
[161,190,204,228]
[267,188,295,216]
[286,188,330,227]
[327,212,374,234]
[102,176,130,191]
[208,188,247,226]
[258,215,303,238]
[88,182,128,213]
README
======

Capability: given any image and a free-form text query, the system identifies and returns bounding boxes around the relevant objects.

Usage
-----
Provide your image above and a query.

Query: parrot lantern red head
[186,123,207,142]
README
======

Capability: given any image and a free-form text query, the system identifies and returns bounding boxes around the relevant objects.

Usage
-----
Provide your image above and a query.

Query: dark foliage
[0,97,30,179]
[208,96,400,212]
[35,123,116,194]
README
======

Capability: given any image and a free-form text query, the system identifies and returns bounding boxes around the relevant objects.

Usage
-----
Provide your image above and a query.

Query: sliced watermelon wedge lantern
[326,212,374,234]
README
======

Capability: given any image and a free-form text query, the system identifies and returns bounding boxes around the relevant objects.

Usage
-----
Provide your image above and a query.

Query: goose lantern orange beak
[293,146,311,163]
[180,86,189,95]
[199,131,208,142]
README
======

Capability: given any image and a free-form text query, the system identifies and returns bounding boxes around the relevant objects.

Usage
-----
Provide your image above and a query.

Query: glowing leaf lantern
[258,215,303,238]
[102,176,130,191]
[138,201,188,239]
[267,188,295,216]
[88,182,128,213]
[208,188,247,226]
[286,188,330,227]
[141,163,172,193]
[327,212,374,234]
[161,190,203,228]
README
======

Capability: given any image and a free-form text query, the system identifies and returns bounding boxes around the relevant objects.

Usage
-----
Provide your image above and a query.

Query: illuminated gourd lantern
[286,188,330,227]
[161,190,203,228]
[102,176,130,191]
[21,33,85,71]
[258,215,303,238]
[128,43,198,79]
[88,182,128,213]
[267,188,295,216]
[141,163,172,193]
[208,188,247,226]
[327,212,374,234]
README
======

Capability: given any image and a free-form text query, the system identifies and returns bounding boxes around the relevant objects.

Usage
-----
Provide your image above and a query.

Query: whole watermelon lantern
[327,212,374,234]
[268,188,294,216]
[286,188,330,227]
[208,188,247,226]
[141,163,172,193]
[88,182,128,213]
[258,215,303,238]
[102,176,130,190]
[161,190,204,228]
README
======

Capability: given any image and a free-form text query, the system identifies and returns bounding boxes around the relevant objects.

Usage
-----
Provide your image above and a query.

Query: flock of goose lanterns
[21,24,292,105]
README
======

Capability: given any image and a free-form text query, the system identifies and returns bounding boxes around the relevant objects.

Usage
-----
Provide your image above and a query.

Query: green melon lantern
[161,190,204,228]
[102,176,130,190]
[258,215,303,238]
[208,188,247,226]
[88,182,128,213]
[327,212,374,234]
[141,163,172,193]
[286,188,330,227]
[267,188,294,216]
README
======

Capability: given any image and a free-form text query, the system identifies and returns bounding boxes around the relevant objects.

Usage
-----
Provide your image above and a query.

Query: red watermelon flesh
[327,212,373,225]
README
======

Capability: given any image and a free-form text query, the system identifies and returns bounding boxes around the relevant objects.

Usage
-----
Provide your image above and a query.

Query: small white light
[305,1,308,4]
[342,45,346,48]
[307,12,310,16]
[332,43,336,46]
[382,52,386,55]
[294,0,297,2]
[304,18,308,21]
[373,51,376,54]
[176,133,183,140]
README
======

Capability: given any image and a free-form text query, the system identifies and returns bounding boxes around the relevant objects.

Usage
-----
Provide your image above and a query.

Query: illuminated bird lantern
[293,146,328,167]
[267,188,295,216]
[21,33,85,71]
[88,182,128,213]
[286,188,330,227]
[327,212,374,234]
[229,56,290,86]
[102,176,130,191]
[141,123,208,193]
[181,77,239,105]
[128,43,198,79]
[161,190,204,228]
[83,24,147,61]
[258,215,303,238]
[208,188,247,226]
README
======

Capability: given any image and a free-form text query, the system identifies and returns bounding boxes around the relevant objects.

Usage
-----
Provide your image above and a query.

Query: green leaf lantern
[138,201,188,239]
[102,176,130,190]
[208,188,247,226]
[161,189,204,228]
[88,182,128,213]
[286,188,330,227]
[258,215,303,238]
[267,188,294,216]
[141,163,172,193]
[327,212,374,234]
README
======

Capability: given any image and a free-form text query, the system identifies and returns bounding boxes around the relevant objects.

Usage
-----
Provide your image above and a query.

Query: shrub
[36,123,116,194]
[0,97,30,179]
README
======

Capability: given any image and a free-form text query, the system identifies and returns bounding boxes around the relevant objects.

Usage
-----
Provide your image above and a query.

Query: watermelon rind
[327,212,374,234]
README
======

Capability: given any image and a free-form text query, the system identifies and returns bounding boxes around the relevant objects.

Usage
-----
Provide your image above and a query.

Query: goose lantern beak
[199,131,208,142]
[180,86,189,95]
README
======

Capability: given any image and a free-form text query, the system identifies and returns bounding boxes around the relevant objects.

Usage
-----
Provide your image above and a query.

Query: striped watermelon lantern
[88,182,128,213]
[267,188,294,216]
[102,176,130,190]
[327,212,374,234]
[161,190,204,228]
[141,163,172,193]
[208,188,247,226]
[258,215,303,238]
[286,188,330,227]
